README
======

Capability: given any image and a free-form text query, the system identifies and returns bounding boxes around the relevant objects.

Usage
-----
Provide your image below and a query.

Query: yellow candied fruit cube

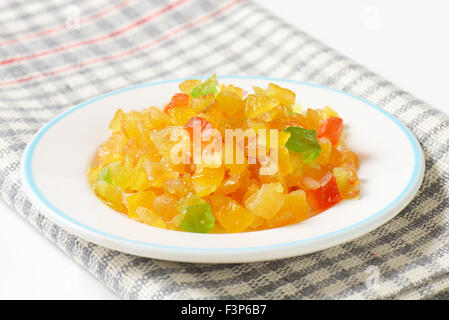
[340,149,360,171]
[141,106,172,131]
[210,195,255,233]
[323,106,340,118]
[278,145,293,176]
[278,131,291,147]
[316,137,332,166]
[142,159,179,188]
[123,157,151,192]
[163,175,193,198]
[245,182,285,220]
[94,180,126,213]
[153,194,179,221]
[96,131,127,166]
[109,109,124,132]
[120,110,145,139]
[135,207,166,229]
[265,190,308,228]
[291,103,303,114]
[333,167,360,199]
[192,166,225,197]
[150,126,190,162]
[191,94,215,113]
[179,79,202,93]
[265,83,296,107]
[216,86,245,116]
[125,190,156,219]
[244,94,279,118]
[166,106,197,126]
[175,193,206,211]
[87,165,101,186]
[304,108,325,130]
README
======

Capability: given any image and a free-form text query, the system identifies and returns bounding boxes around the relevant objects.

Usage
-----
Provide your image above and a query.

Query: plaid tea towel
[1,0,448,299]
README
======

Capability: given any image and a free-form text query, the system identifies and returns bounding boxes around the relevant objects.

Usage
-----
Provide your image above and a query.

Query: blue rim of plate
[21,76,425,253]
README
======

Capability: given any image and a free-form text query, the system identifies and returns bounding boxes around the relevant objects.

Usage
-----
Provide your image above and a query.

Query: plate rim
[20,76,425,261]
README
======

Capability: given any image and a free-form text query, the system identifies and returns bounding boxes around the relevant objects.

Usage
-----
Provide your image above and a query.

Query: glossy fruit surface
[88,76,360,233]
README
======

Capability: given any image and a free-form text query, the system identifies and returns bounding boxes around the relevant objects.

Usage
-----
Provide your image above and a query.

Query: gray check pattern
[1,0,448,299]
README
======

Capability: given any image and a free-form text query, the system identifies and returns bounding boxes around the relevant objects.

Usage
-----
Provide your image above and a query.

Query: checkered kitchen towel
[1,0,448,299]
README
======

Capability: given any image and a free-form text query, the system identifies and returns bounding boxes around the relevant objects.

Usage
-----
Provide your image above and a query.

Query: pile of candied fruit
[88,75,360,233]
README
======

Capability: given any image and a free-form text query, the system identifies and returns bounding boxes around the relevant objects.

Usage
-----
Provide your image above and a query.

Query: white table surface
[0,0,447,299]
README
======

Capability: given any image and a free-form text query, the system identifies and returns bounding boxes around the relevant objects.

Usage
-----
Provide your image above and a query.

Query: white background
[0,0,448,299]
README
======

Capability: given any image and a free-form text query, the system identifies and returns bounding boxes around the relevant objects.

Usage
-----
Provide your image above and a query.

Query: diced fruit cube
[265,83,296,107]
[164,93,191,113]
[333,167,360,199]
[94,180,126,212]
[317,116,343,146]
[316,137,332,166]
[179,79,202,93]
[307,172,341,212]
[190,75,220,98]
[177,202,215,233]
[125,190,156,219]
[244,94,279,118]
[245,182,284,220]
[142,159,179,188]
[135,206,166,229]
[340,149,359,170]
[153,194,179,221]
[216,86,245,116]
[192,166,225,196]
[265,190,308,228]
[210,195,255,233]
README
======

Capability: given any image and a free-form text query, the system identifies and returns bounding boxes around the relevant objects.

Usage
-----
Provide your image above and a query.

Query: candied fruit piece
[150,126,190,164]
[165,106,197,126]
[164,93,191,113]
[96,131,127,166]
[244,94,279,118]
[210,195,255,233]
[192,166,225,197]
[191,94,215,113]
[141,106,172,130]
[142,159,179,188]
[179,79,202,93]
[190,75,220,98]
[109,109,124,132]
[245,182,284,220]
[304,108,325,130]
[265,190,308,228]
[333,167,360,199]
[125,190,156,219]
[323,106,340,118]
[135,207,166,229]
[285,127,321,163]
[340,149,359,170]
[174,202,215,233]
[153,194,179,221]
[317,116,343,146]
[307,172,341,212]
[216,86,245,116]
[277,146,293,176]
[265,83,296,107]
[163,174,193,198]
[316,137,332,166]
[94,180,126,212]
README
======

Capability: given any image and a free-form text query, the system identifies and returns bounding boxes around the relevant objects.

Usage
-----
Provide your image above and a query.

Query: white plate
[21,76,425,263]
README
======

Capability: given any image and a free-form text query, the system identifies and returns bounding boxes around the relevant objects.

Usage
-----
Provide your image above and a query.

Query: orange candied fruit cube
[264,190,308,229]
[210,195,255,233]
